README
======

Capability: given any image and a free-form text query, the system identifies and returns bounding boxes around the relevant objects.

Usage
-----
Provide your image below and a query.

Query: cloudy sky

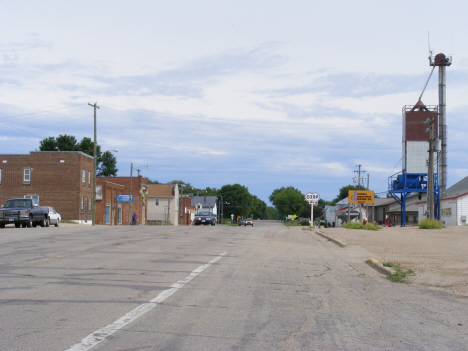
[1,1,467,204]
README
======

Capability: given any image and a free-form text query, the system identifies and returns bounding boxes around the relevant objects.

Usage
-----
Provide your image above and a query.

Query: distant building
[96,176,148,225]
[418,176,468,226]
[147,184,179,225]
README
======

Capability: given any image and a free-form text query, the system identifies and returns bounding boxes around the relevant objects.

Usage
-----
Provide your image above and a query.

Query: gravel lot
[319,225,468,296]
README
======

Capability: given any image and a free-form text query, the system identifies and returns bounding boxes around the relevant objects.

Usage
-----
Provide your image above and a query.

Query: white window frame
[24,194,39,203]
[88,171,91,185]
[82,170,86,184]
[117,204,122,224]
[0,168,2,184]
[23,168,31,183]
[81,196,84,210]
[89,198,91,212]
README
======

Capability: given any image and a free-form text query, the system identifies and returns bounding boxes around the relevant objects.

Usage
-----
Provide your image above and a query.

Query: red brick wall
[0,152,94,221]
[96,176,148,225]
[179,196,192,225]
[95,181,125,225]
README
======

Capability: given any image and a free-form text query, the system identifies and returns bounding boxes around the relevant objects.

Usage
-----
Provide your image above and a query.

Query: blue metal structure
[388,158,439,226]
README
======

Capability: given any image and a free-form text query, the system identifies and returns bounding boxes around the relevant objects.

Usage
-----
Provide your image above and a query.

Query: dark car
[0,198,49,228]
[238,219,246,226]
[245,218,253,226]
[193,211,216,226]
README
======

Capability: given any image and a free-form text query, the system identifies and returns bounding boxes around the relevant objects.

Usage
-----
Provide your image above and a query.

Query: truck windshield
[4,200,32,208]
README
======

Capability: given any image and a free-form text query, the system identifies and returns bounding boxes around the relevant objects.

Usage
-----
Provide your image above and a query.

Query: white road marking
[65,251,228,351]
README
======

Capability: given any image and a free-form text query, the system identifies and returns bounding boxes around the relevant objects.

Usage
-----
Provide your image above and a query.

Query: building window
[105,202,111,224]
[23,168,31,183]
[118,204,122,224]
[89,198,91,212]
[81,196,84,210]
[82,170,86,184]
[442,208,452,217]
[155,198,159,206]
[24,194,39,203]
[0,168,2,184]
[88,171,91,185]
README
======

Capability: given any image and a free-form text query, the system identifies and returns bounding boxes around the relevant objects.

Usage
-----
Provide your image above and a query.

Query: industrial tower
[388,53,451,226]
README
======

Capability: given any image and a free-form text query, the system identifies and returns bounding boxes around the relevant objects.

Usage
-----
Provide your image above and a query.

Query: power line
[0,104,87,121]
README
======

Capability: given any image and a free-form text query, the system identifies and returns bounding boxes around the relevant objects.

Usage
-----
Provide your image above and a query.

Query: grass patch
[384,263,415,283]
[342,222,380,231]
[419,219,444,229]
[283,220,302,227]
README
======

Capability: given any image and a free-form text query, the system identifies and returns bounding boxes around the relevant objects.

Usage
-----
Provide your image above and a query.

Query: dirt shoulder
[319,225,468,296]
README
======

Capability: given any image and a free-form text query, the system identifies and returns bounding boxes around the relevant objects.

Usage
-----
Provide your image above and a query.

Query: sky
[1,1,467,205]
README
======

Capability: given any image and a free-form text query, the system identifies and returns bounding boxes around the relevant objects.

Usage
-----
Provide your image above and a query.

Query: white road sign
[305,192,320,202]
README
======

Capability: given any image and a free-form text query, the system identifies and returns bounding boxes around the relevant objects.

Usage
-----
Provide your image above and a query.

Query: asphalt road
[1,221,468,350]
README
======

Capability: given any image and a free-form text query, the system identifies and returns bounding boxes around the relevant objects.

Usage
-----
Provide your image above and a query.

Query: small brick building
[0,151,94,222]
[96,176,148,225]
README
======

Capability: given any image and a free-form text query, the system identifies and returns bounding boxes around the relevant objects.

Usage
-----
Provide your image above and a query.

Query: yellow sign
[348,190,374,204]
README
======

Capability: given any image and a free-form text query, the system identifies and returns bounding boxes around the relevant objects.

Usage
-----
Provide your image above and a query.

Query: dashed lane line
[65,251,228,351]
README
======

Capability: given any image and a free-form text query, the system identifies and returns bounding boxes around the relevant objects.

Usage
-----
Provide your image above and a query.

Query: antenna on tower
[428,31,432,59]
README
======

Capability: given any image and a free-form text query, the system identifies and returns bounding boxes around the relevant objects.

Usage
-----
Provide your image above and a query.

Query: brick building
[179,196,192,225]
[96,176,148,225]
[0,151,94,222]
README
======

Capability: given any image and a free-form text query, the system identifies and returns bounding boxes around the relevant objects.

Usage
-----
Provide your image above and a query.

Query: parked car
[245,218,253,226]
[45,207,61,227]
[0,198,49,228]
[238,219,246,226]
[193,211,216,226]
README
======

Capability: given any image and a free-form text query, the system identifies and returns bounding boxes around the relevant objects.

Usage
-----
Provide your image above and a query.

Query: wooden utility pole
[88,102,99,226]
[128,163,133,224]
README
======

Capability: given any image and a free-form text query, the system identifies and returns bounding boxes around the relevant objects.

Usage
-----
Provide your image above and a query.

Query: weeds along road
[1,221,468,350]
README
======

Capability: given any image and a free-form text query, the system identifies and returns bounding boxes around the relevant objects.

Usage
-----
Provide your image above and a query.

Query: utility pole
[128,163,133,224]
[353,165,366,221]
[426,117,435,220]
[88,102,100,226]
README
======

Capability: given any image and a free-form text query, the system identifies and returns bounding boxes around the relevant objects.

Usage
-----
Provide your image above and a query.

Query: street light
[128,164,149,224]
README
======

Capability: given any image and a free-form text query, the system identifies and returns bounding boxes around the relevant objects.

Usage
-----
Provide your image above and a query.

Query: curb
[365,258,396,276]
[314,230,347,247]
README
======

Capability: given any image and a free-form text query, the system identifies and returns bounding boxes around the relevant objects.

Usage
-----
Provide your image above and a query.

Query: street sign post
[305,192,320,226]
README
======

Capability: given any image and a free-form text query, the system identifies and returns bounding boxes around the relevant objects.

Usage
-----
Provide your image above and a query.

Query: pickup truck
[0,198,50,228]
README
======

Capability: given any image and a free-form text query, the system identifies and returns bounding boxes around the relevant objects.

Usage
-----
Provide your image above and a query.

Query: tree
[98,151,118,176]
[250,195,267,219]
[266,206,279,220]
[270,186,307,218]
[38,135,116,176]
[56,134,78,151]
[218,184,254,219]
[39,136,58,151]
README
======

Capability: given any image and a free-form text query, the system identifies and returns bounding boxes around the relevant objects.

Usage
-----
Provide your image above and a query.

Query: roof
[147,184,173,197]
[191,196,217,208]
[444,176,468,199]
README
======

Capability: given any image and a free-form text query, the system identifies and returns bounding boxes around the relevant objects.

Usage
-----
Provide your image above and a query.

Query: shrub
[419,219,443,229]
[342,222,380,231]
[300,220,310,226]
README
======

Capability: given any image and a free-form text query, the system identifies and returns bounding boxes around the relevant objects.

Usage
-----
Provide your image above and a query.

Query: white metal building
[418,176,468,226]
